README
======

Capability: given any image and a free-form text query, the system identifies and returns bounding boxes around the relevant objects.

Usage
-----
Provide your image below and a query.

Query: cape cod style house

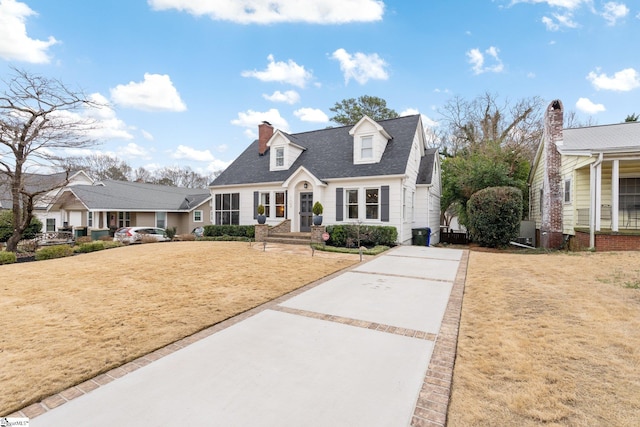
[529,99,640,251]
[209,114,441,245]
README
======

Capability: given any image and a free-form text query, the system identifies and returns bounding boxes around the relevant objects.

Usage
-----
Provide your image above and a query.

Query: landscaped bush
[467,186,523,248]
[74,240,122,253]
[203,225,255,239]
[76,236,92,244]
[311,243,389,255]
[35,244,74,261]
[325,224,397,247]
[74,241,106,253]
[175,234,196,241]
[0,251,17,265]
[0,211,43,242]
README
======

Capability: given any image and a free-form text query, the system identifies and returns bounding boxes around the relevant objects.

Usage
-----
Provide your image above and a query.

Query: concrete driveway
[23,245,468,427]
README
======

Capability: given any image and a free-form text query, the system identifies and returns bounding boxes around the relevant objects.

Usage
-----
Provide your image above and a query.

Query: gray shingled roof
[561,121,640,153]
[417,148,438,185]
[0,172,72,210]
[66,180,210,211]
[211,115,422,186]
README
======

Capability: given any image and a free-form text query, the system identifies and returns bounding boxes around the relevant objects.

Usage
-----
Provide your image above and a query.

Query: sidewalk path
[23,245,468,427]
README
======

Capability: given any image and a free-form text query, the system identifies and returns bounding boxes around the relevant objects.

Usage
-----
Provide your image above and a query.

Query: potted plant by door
[257,204,267,224]
[312,201,323,226]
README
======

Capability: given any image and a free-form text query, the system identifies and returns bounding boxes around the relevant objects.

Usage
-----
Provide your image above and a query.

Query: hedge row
[325,225,397,248]
[203,225,255,238]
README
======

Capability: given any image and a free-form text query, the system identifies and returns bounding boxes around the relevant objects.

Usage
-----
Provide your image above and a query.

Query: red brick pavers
[411,250,469,427]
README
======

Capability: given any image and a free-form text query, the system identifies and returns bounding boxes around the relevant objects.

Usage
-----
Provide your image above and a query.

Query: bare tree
[153,165,210,188]
[64,153,132,181]
[0,68,100,252]
[438,92,544,162]
[564,110,597,128]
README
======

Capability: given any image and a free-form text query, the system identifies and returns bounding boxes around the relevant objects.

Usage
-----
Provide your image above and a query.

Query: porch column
[595,160,602,231]
[612,160,619,232]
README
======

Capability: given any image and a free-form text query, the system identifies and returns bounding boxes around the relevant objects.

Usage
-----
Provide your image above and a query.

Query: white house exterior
[210,115,441,245]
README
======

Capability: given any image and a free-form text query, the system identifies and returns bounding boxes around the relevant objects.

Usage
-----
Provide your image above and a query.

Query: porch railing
[34,231,74,245]
[576,206,640,230]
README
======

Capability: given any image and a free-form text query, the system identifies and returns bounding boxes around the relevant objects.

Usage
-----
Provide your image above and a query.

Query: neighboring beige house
[529,99,640,251]
[47,179,212,237]
[210,115,441,245]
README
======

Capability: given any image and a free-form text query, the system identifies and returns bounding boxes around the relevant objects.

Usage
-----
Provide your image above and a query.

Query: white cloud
[542,12,579,30]
[110,73,187,112]
[0,0,57,63]
[171,145,215,161]
[293,108,329,123]
[141,130,154,141]
[118,142,151,159]
[263,90,300,104]
[147,0,384,24]
[467,46,504,75]
[601,2,629,25]
[231,108,290,135]
[242,54,312,88]
[510,0,588,9]
[216,144,228,153]
[576,97,606,114]
[587,68,640,91]
[61,92,134,141]
[400,109,439,128]
[331,48,389,85]
[206,159,232,173]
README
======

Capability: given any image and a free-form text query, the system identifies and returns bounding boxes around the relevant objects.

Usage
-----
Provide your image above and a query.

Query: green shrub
[467,186,523,248]
[0,251,17,265]
[165,226,177,240]
[0,211,43,242]
[35,244,74,261]
[325,225,397,247]
[74,241,105,253]
[311,243,389,255]
[203,225,255,239]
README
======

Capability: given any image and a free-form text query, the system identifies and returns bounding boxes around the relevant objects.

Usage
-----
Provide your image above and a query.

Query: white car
[113,227,170,243]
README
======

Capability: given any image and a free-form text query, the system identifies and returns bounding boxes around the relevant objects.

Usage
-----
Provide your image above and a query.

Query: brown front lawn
[0,241,359,416]
[448,250,640,426]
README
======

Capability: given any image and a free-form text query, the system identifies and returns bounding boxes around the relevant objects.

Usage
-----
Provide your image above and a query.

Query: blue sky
[1,0,638,174]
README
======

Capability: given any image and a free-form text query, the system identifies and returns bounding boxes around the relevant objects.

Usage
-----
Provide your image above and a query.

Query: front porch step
[265,232,312,246]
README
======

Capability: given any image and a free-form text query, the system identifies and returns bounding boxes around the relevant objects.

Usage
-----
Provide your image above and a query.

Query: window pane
[347,189,358,204]
[223,194,230,210]
[276,192,285,204]
[231,212,239,225]
[348,205,358,219]
[366,205,378,219]
[366,189,378,203]
[231,193,239,210]
[215,194,221,210]
[276,205,285,217]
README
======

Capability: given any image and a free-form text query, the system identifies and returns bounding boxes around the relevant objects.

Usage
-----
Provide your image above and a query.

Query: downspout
[589,153,604,249]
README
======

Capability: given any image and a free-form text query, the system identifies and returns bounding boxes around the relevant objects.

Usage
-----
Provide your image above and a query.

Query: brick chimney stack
[258,121,273,156]
[540,99,564,249]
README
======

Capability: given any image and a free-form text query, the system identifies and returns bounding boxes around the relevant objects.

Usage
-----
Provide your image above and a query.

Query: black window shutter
[381,185,390,222]
[253,191,259,219]
[285,190,288,218]
[336,188,343,222]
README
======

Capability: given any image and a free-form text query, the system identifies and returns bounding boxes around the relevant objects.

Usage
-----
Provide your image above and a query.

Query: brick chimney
[540,99,564,249]
[258,121,273,156]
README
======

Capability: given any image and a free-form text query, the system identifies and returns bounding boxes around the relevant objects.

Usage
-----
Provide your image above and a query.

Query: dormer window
[361,136,373,159]
[275,147,284,167]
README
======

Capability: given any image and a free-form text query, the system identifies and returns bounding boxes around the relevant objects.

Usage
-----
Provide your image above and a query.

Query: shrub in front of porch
[325,225,397,247]
[202,225,255,239]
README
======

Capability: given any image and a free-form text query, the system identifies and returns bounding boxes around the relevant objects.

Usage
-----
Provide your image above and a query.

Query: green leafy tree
[625,113,639,122]
[438,93,542,227]
[0,210,42,242]
[329,95,398,125]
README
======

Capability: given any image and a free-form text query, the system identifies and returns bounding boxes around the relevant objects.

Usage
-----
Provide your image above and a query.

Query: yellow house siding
[529,154,546,228]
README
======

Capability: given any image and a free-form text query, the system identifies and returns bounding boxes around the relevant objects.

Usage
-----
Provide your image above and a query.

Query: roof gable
[212,115,421,187]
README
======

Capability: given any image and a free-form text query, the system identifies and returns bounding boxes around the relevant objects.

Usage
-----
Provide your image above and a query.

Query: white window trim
[156,211,167,228]
[275,147,284,167]
[193,210,203,222]
[564,178,572,204]
[365,187,380,221]
[345,188,359,220]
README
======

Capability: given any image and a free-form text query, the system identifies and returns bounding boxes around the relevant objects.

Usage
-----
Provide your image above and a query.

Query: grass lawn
[448,250,640,426]
[0,241,359,416]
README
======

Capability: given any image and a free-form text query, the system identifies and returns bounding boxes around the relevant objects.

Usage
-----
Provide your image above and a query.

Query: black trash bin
[412,228,428,246]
